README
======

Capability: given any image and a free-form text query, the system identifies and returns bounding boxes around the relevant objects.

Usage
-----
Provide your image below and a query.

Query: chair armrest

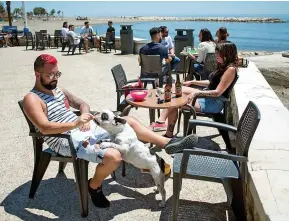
[191,94,229,106]
[187,119,237,134]
[29,132,71,139]
[126,79,139,83]
[183,148,247,162]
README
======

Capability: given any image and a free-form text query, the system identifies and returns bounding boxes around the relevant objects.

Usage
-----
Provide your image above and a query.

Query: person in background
[81,21,95,49]
[61,21,69,52]
[0,32,12,48]
[107,20,115,35]
[215,27,229,43]
[67,24,88,53]
[159,26,180,72]
[150,42,238,137]
[190,28,216,74]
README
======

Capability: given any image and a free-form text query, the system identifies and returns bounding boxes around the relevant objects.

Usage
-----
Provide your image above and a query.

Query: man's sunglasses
[41,71,62,80]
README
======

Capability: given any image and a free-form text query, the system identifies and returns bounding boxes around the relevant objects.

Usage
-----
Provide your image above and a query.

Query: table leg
[149,109,156,124]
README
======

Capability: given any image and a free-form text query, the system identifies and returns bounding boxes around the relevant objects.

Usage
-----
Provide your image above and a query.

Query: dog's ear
[114,117,126,125]
[112,111,122,117]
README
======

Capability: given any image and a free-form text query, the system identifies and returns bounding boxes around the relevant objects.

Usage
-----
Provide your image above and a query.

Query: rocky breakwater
[135,16,286,23]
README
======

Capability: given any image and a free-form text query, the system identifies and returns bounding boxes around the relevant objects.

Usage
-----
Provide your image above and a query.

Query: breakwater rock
[126,16,287,23]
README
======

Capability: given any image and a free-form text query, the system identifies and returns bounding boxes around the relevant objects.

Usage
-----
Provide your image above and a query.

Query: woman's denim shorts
[198,97,225,113]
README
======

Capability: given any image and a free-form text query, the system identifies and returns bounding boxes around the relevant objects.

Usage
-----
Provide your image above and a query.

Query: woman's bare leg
[125,116,170,148]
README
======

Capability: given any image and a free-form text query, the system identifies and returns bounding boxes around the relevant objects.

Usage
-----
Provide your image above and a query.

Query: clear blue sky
[9,1,289,17]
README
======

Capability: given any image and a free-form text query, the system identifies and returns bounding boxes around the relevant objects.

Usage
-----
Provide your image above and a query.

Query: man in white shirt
[67,24,88,53]
[61,22,69,52]
[160,26,180,72]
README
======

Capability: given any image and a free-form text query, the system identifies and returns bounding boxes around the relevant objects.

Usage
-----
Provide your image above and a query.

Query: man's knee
[103,148,121,165]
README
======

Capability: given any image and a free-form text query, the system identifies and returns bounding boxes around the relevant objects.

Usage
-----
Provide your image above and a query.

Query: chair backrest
[40,30,47,34]
[25,31,33,40]
[140,54,163,83]
[203,53,217,80]
[111,64,128,90]
[67,33,75,45]
[54,30,62,36]
[225,74,239,99]
[18,100,36,133]
[106,32,115,43]
[35,32,44,41]
[235,101,261,157]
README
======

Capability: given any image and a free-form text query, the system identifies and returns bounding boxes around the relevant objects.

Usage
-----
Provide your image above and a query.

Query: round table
[125,89,188,124]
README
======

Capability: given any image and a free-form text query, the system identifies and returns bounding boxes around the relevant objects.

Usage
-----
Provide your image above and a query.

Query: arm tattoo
[195,90,219,98]
[62,88,90,112]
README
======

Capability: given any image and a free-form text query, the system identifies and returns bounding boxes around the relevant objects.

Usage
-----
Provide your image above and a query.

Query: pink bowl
[130,90,148,102]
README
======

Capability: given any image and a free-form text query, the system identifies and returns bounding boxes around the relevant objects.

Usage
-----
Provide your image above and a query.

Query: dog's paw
[153,188,159,193]
[158,201,166,208]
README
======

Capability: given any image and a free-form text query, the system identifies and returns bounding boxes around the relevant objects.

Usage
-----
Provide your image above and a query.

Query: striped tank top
[31,87,78,155]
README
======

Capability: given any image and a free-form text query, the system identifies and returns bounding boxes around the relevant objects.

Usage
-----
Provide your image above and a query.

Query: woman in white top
[191,29,216,74]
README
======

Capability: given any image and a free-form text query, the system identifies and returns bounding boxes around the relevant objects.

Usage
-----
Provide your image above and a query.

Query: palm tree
[6,1,12,26]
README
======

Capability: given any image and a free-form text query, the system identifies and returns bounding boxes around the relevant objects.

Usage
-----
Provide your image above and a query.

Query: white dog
[93,110,166,207]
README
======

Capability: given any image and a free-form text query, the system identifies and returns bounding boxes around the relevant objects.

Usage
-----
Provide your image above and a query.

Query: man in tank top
[23,54,199,209]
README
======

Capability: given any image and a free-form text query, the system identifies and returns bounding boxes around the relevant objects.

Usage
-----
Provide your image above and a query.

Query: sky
[8,1,289,17]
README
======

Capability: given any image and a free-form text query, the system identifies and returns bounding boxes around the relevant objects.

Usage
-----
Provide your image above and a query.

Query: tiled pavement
[0,47,235,221]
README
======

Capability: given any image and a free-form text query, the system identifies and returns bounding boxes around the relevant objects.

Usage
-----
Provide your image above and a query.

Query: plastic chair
[18,100,89,217]
[25,31,35,50]
[172,101,261,221]
[177,74,239,151]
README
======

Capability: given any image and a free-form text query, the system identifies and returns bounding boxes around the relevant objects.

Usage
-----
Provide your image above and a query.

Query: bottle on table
[175,73,182,98]
[164,75,172,102]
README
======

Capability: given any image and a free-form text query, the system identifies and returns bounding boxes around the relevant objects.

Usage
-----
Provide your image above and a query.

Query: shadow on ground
[0,166,234,221]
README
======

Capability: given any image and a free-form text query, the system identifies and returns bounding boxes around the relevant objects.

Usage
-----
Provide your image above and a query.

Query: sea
[78,14,289,52]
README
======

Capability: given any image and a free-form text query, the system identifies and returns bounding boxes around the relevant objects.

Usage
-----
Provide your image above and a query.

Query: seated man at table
[139,27,172,83]
[159,26,180,72]
[81,21,95,49]
[61,21,69,52]
[0,32,12,48]
[68,24,88,53]
[23,54,198,209]
[107,20,115,35]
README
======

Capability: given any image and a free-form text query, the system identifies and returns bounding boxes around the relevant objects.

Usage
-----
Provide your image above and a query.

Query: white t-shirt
[161,36,174,53]
[61,27,69,38]
[196,41,216,63]
[80,26,93,35]
[67,31,80,45]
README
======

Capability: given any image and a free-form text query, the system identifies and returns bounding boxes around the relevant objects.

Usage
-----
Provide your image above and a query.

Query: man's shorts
[70,121,110,164]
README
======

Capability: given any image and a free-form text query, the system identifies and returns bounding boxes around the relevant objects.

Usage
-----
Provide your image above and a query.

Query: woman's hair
[217,27,229,42]
[199,28,214,42]
[62,22,67,27]
[215,42,238,71]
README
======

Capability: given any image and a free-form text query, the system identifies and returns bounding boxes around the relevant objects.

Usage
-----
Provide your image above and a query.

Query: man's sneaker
[88,179,110,208]
[164,134,198,154]
[149,121,167,132]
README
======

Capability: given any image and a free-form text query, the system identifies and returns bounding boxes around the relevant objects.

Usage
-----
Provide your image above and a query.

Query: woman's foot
[149,121,167,132]
[164,134,198,154]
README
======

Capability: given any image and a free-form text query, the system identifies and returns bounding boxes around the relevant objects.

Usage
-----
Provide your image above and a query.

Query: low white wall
[233,60,289,221]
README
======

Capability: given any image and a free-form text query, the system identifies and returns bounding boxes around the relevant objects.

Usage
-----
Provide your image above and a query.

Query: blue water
[76,14,289,52]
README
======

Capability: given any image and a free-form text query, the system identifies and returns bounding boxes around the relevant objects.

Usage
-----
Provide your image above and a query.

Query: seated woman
[215,27,230,43]
[191,28,216,74]
[149,42,238,137]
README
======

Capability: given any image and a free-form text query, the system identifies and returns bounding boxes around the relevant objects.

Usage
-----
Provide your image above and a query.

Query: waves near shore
[127,16,286,23]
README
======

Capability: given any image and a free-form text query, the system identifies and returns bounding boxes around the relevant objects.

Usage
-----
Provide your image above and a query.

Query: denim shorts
[198,97,225,113]
[70,121,110,164]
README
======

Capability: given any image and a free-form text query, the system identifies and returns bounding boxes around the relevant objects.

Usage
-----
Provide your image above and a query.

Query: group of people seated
[0,29,14,48]
[141,26,237,136]
[60,20,115,53]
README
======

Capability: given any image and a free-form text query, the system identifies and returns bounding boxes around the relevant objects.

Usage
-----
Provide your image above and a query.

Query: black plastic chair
[25,31,35,50]
[67,34,82,55]
[18,100,89,217]
[100,32,116,53]
[35,32,49,50]
[139,54,165,88]
[52,30,63,48]
[177,74,239,150]
[195,53,218,80]
[172,101,261,221]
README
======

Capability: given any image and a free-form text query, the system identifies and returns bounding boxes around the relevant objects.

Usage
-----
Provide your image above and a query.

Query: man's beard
[40,77,58,90]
